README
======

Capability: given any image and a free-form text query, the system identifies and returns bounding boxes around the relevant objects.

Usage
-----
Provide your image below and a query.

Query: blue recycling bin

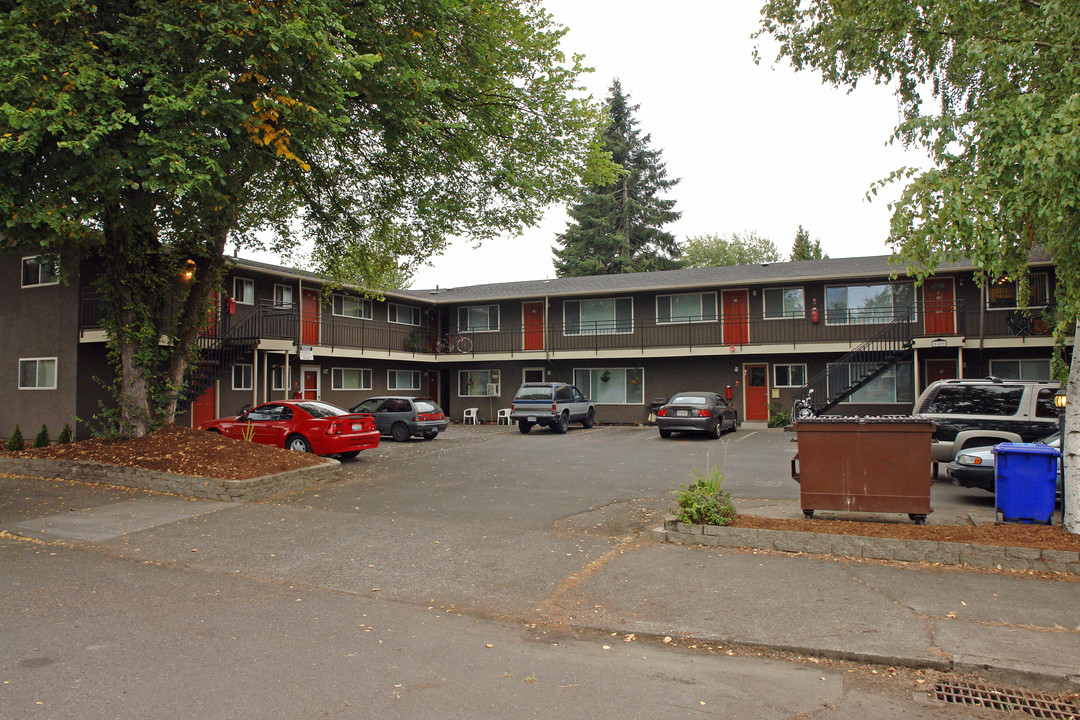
[992,443,1061,524]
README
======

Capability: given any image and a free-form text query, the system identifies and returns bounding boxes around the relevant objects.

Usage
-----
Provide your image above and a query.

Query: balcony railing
[78,295,1060,356]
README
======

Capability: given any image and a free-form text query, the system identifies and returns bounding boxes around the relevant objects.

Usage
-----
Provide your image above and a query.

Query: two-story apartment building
[1,250,1066,440]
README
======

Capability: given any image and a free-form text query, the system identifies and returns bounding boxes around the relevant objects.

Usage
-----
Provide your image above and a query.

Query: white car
[947,432,1061,495]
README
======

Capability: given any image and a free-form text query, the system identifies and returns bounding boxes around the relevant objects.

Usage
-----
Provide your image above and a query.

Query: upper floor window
[763,287,805,319]
[273,284,295,308]
[656,292,716,323]
[18,358,57,390]
[388,303,421,326]
[332,294,373,319]
[458,305,500,332]
[986,273,1049,310]
[233,277,255,305]
[564,298,633,335]
[21,256,58,288]
[825,283,914,325]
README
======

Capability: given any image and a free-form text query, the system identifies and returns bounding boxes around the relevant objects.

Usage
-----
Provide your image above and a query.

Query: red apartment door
[300,367,319,400]
[722,290,749,345]
[744,364,769,422]
[190,384,217,427]
[923,278,955,335]
[523,301,544,351]
[300,289,320,346]
[925,359,957,388]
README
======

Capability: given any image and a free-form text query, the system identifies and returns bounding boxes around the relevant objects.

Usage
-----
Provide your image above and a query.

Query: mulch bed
[3,424,325,481]
[734,515,1080,553]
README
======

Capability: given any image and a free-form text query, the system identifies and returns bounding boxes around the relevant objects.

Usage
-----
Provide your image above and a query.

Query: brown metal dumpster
[791,416,935,524]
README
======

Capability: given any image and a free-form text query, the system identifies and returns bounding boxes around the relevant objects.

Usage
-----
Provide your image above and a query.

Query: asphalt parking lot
[311,423,996,530]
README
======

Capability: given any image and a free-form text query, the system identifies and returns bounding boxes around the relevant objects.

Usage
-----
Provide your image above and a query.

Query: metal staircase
[178,310,260,410]
[793,310,915,418]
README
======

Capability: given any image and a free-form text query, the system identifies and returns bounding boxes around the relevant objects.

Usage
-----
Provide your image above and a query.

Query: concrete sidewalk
[2,468,1078,694]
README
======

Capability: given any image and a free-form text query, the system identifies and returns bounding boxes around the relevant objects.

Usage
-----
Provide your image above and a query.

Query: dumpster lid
[992,442,1061,457]
[795,415,935,425]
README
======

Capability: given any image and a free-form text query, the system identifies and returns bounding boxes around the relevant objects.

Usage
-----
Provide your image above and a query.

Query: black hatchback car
[349,396,448,442]
[656,392,738,439]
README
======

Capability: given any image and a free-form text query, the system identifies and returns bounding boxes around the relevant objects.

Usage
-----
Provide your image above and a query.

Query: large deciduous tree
[552,80,681,277]
[757,0,1080,532]
[680,231,782,268]
[0,0,613,437]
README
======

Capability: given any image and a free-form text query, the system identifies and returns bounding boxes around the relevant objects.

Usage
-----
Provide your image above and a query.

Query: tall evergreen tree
[790,225,828,261]
[553,80,681,277]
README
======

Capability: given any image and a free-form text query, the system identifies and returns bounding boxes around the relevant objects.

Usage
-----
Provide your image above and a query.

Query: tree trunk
[1064,318,1079,534]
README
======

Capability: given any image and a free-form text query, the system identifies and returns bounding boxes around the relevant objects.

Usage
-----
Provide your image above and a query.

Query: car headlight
[955,454,983,467]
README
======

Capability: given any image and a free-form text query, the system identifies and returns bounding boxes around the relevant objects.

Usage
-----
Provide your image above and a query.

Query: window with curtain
[763,287,805,319]
[563,298,633,335]
[458,305,500,332]
[573,367,644,404]
[825,283,914,325]
[656,292,717,323]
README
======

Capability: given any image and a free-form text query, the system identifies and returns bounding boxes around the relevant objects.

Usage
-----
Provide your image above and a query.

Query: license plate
[351,423,363,431]
[527,416,537,422]
[676,410,688,417]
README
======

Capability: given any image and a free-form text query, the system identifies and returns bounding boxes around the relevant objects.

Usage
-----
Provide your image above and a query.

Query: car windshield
[1039,431,1060,446]
[670,396,707,405]
[296,401,349,418]
[415,400,442,414]
[352,399,383,413]
[516,387,552,400]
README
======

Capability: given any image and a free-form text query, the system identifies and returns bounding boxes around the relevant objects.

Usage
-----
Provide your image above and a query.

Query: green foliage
[672,466,737,527]
[33,425,50,448]
[790,225,828,261]
[553,80,681,277]
[767,401,791,428]
[6,425,24,452]
[680,231,782,268]
[57,424,73,444]
[1,0,614,436]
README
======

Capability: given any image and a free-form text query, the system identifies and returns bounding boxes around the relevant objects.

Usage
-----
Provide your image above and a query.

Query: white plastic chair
[463,407,479,425]
[496,408,512,425]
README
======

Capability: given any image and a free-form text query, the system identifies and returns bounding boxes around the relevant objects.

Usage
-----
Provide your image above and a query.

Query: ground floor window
[232,363,253,391]
[271,365,287,391]
[18,358,57,390]
[459,369,500,397]
[573,367,644,404]
[773,363,806,387]
[989,359,1051,381]
[388,369,421,391]
[332,367,372,391]
[832,362,914,404]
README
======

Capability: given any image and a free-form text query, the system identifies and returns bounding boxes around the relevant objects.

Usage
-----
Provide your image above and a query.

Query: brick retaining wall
[0,457,340,502]
[654,517,1080,574]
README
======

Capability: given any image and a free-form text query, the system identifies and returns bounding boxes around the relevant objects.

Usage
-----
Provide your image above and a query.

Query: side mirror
[237,403,252,417]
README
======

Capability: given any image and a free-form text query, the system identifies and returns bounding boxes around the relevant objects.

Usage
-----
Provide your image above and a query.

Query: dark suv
[913,378,1061,465]
[510,382,595,434]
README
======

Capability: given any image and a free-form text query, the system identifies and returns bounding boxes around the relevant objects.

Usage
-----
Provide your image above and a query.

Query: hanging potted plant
[600,370,611,383]
[630,370,640,385]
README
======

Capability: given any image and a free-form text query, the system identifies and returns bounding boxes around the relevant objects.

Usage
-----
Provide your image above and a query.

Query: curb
[0,456,340,501]
[652,518,1080,574]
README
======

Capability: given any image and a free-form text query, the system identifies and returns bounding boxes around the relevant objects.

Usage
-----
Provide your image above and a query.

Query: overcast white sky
[405,1,928,290]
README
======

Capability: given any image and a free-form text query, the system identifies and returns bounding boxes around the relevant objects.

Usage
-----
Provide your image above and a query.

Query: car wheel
[206,428,222,435]
[712,421,723,439]
[658,428,672,439]
[422,431,438,440]
[554,412,569,434]
[391,423,410,443]
[518,420,533,434]
[336,451,360,459]
[286,434,312,453]
[582,408,595,429]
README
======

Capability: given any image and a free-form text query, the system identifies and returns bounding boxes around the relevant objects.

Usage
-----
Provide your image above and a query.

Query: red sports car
[199,400,380,458]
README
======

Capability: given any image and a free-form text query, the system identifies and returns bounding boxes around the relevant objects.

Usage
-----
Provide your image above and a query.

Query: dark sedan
[199,400,379,458]
[350,396,448,442]
[656,392,738,439]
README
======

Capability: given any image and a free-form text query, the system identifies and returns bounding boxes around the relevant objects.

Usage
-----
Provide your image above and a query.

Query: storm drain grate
[934,679,1079,719]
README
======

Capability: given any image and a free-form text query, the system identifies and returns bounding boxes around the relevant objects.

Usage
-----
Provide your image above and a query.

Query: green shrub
[33,424,50,448]
[6,425,25,452]
[672,466,736,527]
[767,401,790,428]
[57,424,73,444]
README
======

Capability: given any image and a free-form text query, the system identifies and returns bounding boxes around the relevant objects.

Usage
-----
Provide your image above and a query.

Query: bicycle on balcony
[1007,311,1050,336]
[435,332,473,353]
